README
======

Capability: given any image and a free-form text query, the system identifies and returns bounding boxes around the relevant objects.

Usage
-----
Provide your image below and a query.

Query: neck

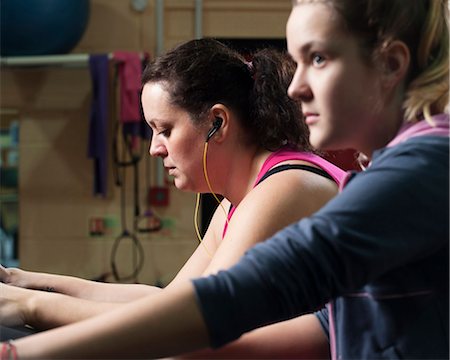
[220,146,271,207]
[358,91,406,159]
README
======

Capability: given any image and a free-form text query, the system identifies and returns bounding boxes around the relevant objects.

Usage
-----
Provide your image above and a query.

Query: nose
[288,64,313,102]
[149,134,167,157]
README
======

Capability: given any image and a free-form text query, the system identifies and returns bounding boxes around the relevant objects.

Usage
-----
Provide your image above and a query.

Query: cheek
[325,69,367,119]
[176,139,204,171]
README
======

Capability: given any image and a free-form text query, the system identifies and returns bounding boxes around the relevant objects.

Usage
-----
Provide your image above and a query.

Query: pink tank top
[222,148,347,238]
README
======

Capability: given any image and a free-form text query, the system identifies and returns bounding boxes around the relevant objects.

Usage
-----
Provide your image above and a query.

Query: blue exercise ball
[1,0,90,56]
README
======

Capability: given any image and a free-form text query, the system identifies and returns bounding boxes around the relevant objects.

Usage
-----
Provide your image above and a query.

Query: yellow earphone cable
[193,192,211,256]
[194,141,230,257]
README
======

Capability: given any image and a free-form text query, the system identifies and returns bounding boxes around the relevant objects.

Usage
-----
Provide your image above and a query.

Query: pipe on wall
[195,0,203,39]
[155,0,164,55]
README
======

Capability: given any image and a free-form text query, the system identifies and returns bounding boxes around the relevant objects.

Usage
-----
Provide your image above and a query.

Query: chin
[309,133,329,150]
[310,129,346,152]
[174,180,195,193]
[172,178,184,190]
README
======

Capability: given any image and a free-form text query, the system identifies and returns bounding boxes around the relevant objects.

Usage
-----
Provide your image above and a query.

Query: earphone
[194,116,228,257]
[206,117,223,142]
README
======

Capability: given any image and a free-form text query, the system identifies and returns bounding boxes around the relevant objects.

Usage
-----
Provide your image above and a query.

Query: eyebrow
[148,119,163,129]
[295,41,326,58]
[148,118,172,129]
[299,42,314,55]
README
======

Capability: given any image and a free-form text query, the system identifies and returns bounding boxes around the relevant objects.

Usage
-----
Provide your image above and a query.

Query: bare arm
[203,167,338,276]
[171,167,338,286]
[1,168,337,339]
[0,206,221,329]
[0,265,160,302]
[180,314,330,359]
[173,169,336,359]
[11,282,209,359]
[168,170,336,359]
[0,283,124,330]
[0,268,163,329]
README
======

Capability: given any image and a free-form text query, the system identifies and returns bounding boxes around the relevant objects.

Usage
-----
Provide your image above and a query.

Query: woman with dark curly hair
[0,38,344,358]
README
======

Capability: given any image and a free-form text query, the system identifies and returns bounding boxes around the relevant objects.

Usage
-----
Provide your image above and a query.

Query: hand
[0,264,11,283]
[0,283,30,327]
[0,265,28,288]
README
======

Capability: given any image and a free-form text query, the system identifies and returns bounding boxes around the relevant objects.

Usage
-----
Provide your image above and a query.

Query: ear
[378,40,410,89]
[208,104,231,143]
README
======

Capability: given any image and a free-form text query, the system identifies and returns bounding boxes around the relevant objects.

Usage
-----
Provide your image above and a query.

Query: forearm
[179,314,330,359]
[14,282,209,359]
[27,291,122,329]
[8,269,161,302]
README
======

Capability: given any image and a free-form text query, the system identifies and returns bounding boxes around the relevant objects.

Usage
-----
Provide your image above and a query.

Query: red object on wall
[89,217,105,236]
[149,186,169,207]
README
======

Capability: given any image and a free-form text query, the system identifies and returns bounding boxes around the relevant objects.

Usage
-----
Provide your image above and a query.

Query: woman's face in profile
[286,1,383,153]
[142,82,207,192]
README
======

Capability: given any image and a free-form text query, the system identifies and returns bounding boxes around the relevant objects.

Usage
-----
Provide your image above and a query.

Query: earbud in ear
[206,117,223,142]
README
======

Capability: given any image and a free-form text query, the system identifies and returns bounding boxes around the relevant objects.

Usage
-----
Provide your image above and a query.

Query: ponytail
[249,49,311,151]
[403,0,449,122]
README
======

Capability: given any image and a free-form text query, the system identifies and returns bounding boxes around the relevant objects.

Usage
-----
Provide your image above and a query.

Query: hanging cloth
[113,51,142,123]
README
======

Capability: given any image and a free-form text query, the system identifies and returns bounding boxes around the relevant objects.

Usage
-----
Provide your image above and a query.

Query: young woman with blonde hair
[1,0,448,358]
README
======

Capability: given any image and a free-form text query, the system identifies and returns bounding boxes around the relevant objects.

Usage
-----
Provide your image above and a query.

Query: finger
[0,264,10,283]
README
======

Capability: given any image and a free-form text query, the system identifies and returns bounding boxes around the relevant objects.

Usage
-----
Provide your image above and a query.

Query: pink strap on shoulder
[222,148,347,238]
[256,148,347,186]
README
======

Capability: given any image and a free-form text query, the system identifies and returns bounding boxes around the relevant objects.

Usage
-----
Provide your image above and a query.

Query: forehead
[287,2,344,51]
[142,83,182,122]
[142,82,169,104]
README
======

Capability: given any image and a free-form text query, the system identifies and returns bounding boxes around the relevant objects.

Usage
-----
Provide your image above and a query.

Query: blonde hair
[403,0,449,123]
[319,0,449,123]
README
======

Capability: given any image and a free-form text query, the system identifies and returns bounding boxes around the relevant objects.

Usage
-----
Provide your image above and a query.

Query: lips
[303,111,319,124]
[167,167,176,176]
[164,164,176,173]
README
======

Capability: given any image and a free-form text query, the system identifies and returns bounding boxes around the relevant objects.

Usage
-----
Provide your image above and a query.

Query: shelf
[0,53,93,67]
[0,52,145,68]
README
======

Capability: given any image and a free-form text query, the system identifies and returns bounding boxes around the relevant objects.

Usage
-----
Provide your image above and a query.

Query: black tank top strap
[256,164,335,185]
[228,164,335,215]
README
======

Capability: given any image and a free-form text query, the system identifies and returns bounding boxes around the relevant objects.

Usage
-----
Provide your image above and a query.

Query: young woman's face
[142,82,206,192]
[287,2,383,152]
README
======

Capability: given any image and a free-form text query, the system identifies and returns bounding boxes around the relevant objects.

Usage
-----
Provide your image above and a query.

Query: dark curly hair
[142,38,311,152]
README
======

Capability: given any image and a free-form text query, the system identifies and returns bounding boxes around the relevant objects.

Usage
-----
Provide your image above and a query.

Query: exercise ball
[1,0,90,56]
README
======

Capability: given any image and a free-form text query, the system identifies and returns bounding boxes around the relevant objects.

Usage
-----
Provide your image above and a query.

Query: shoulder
[374,135,448,163]
[329,135,448,219]
[237,165,339,226]
[370,135,449,179]
[264,149,347,185]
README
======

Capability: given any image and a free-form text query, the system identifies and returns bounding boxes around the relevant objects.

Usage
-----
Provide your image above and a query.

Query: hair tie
[245,61,255,77]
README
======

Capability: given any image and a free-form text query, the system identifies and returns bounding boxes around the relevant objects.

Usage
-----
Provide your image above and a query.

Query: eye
[158,129,171,137]
[312,53,326,67]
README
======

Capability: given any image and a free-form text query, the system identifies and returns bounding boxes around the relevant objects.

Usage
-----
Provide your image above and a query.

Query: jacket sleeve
[193,137,449,348]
